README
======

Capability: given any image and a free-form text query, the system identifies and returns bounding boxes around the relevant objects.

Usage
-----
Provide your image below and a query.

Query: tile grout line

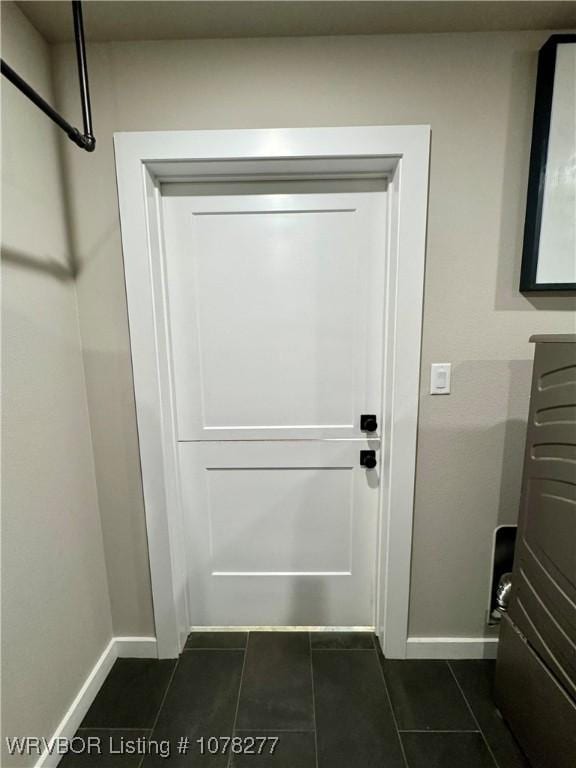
[372,638,410,768]
[309,632,320,768]
[311,647,377,652]
[447,662,501,768]
[182,647,246,651]
[136,657,180,768]
[235,729,317,734]
[398,729,480,734]
[78,727,153,733]
[226,631,250,768]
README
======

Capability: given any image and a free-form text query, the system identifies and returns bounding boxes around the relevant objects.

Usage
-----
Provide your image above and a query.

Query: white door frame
[114,126,430,659]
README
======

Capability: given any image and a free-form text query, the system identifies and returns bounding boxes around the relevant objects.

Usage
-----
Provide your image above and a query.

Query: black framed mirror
[520,34,576,293]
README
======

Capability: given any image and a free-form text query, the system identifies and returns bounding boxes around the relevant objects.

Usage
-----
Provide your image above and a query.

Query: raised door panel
[162,192,386,441]
[179,441,379,627]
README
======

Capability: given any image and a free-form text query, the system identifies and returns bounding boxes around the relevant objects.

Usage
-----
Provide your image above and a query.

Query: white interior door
[162,186,387,627]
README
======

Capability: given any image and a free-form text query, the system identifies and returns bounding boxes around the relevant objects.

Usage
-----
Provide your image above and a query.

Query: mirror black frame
[520,34,576,293]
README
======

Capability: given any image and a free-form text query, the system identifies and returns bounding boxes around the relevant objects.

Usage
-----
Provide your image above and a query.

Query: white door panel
[162,187,387,627]
[162,193,386,441]
[179,441,379,627]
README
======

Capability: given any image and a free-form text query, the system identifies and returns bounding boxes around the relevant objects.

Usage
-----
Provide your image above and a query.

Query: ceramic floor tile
[81,659,176,729]
[236,633,314,731]
[401,731,496,768]
[383,660,476,731]
[311,632,375,650]
[313,649,404,768]
[185,632,248,650]
[143,650,244,766]
[450,661,530,768]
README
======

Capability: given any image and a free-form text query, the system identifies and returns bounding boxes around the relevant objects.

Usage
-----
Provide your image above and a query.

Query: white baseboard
[406,636,499,660]
[35,640,117,768]
[36,636,157,768]
[115,636,158,658]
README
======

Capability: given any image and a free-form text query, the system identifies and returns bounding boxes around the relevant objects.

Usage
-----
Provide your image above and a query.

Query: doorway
[114,126,430,657]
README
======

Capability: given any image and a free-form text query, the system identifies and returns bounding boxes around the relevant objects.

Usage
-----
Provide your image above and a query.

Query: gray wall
[1,4,113,764]
[51,30,575,641]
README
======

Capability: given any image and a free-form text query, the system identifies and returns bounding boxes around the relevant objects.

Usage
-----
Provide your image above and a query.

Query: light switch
[430,363,451,395]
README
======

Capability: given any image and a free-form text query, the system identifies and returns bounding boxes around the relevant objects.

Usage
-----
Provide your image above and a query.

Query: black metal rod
[1,1,95,152]
[72,0,94,149]
[1,60,77,138]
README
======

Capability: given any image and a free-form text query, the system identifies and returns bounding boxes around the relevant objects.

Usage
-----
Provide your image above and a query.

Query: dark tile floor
[60,632,529,768]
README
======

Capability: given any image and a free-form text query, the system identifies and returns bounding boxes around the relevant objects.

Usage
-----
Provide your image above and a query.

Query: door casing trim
[114,126,430,658]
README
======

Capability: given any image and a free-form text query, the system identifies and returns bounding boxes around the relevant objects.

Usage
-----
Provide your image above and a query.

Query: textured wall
[52,30,575,640]
[1,4,112,764]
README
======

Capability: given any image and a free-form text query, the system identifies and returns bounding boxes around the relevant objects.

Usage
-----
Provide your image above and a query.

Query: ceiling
[16,1,576,44]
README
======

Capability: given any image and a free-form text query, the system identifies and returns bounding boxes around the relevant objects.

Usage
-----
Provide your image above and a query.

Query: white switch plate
[430,363,451,394]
